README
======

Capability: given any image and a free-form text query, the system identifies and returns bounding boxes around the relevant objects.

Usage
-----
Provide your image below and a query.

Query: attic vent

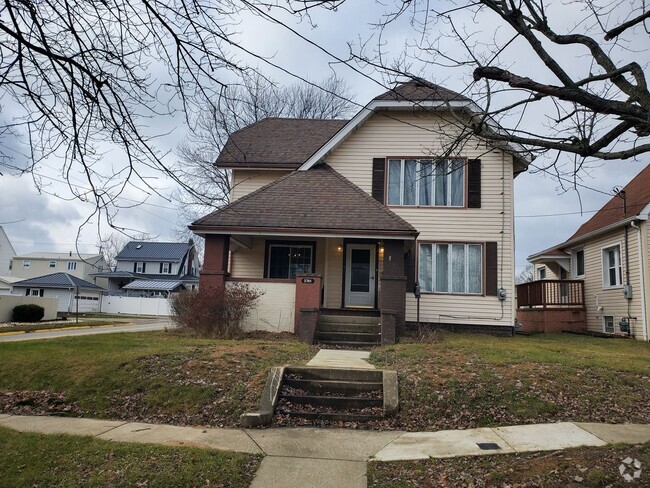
[136,244,142,249]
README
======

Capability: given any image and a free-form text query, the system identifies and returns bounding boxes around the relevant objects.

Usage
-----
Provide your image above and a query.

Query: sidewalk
[1,414,649,487]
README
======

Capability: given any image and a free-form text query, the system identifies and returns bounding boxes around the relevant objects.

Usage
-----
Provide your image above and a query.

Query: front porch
[200,233,411,345]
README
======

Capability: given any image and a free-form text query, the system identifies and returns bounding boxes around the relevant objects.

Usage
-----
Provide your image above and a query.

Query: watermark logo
[619,457,642,483]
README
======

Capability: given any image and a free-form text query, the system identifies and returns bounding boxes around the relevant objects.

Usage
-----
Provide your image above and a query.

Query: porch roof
[190,165,418,238]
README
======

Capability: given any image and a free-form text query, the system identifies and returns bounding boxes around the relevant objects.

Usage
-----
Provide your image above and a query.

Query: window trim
[571,247,585,278]
[263,240,317,280]
[22,260,30,269]
[67,261,77,271]
[385,157,468,209]
[603,315,615,334]
[601,243,623,289]
[537,266,547,280]
[135,262,145,274]
[162,262,171,274]
[49,260,56,268]
[416,240,485,296]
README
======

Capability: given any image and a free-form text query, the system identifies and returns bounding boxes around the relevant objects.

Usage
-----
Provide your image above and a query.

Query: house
[92,240,200,295]
[0,226,16,275]
[189,79,530,343]
[11,272,104,313]
[0,276,21,295]
[521,164,650,341]
[10,252,108,287]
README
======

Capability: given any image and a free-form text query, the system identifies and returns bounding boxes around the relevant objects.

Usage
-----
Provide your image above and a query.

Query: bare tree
[515,265,535,284]
[172,72,356,242]
[280,0,649,176]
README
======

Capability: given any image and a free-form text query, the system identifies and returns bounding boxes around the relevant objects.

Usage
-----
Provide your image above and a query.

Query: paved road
[0,321,174,342]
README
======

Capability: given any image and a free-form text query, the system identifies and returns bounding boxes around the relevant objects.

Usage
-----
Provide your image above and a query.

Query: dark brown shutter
[142,262,146,273]
[468,159,481,208]
[39,289,44,297]
[372,158,386,204]
[405,245,416,292]
[133,263,137,273]
[25,289,30,296]
[159,263,163,274]
[485,242,498,296]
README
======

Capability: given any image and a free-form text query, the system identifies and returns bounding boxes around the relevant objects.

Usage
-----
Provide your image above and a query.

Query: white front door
[344,244,376,308]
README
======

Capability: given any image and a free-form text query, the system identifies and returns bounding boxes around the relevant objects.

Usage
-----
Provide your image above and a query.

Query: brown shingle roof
[569,164,650,240]
[215,118,348,168]
[191,165,417,236]
[374,78,471,103]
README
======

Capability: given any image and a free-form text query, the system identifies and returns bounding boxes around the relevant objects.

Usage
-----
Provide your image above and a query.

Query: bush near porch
[0,331,647,430]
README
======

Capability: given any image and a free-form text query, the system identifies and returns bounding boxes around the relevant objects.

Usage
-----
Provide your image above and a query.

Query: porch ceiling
[190,165,418,239]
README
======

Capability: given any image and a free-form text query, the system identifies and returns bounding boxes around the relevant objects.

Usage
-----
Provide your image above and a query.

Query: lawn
[0,331,314,426]
[368,333,650,430]
[368,442,650,487]
[0,426,260,487]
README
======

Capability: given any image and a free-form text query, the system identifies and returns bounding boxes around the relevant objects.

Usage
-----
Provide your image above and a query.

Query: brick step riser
[316,332,381,343]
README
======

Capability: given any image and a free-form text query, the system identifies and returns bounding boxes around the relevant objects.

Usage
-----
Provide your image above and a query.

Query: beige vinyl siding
[231,170,290,201]
[533,263,561,280]
[582,227,645,337]
[324,238,344,308]
[325,111,515,327]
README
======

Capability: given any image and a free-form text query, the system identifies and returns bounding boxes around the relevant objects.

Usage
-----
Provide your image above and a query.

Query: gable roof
[373,79,471,103]
[190,165,417,238]
[568,164,650,241]
[12,272,104,290]
[215,118,348,169]
[116,241,192,262]
[14,252,102,260]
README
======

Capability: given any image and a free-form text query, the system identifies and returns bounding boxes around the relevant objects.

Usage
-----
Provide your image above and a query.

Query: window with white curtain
[387,159,465,207]
[418,243,482,294]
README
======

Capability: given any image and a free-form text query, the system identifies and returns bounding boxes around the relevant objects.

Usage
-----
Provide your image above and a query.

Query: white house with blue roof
[92,239,200,297]
[12,272,104,312]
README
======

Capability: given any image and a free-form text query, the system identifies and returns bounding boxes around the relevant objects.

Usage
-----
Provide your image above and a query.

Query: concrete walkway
[306,349,375,369]
[0,320,174,342]
[1,414,649,487]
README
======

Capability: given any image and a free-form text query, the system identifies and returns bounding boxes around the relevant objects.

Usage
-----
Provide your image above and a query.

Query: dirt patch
[0,391,83,416]
[368,443,650,487]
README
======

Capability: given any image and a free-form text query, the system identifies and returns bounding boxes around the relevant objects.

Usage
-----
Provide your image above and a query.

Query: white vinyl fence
[100,295,172,316]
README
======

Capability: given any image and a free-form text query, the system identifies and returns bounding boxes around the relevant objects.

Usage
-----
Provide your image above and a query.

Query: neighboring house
[0,276,21,295]
[189,79,530,341]
[0,227,16,275]
[10,252,108,287]
[11,272,104,313]
[521,164,650,341]
[92,240,200,295]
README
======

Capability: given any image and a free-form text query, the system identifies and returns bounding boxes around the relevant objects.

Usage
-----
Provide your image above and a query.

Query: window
[537,267,546,280]
[162,262,171,274]
[266,243,314,279]
[603,315,615,334]
[418,243,482,294]
[387,159,464,207]
[67,261,77,271]
[136,262,145,273]
[28,289,43,297]
[22,260,30,269]
[49,260,56,268]
[602,245,622,287]
[573,249,585,277]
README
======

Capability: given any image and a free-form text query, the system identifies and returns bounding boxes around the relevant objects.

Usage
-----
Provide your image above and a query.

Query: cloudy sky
[0,1,647,275]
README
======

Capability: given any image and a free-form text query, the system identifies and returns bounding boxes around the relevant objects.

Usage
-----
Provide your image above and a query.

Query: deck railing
[516,279,584,309]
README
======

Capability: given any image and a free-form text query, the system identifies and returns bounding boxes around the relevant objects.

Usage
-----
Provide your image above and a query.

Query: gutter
[631,220,649,341]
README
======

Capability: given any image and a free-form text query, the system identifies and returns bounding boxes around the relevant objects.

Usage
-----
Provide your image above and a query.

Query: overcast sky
[0,1,647,275]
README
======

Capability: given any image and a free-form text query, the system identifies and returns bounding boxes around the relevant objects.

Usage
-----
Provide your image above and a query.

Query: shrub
[12,304,45,323]
[170,283,263,339]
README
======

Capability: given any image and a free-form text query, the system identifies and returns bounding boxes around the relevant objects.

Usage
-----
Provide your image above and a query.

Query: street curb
[0,322,136,336]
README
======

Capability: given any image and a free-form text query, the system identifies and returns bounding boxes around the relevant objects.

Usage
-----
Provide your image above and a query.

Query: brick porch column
[379,239,406,337]
[199,234,230,294]
[295,273,322,336]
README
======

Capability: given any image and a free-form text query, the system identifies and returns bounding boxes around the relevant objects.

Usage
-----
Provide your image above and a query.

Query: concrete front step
[280,411,384,422]
[319,314,380,325]
[283,378,383,394]
[317,340,381,348]
[282,395,383,409]
[316,331,381,343]
[317,322,381,334]
[289,368,381,382]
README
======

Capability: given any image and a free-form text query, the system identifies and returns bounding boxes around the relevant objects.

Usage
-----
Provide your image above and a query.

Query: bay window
[387,159,465,207]
[418,243,482,294]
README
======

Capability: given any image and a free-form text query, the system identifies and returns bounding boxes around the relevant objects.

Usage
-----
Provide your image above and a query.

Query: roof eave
[189,225,418,240]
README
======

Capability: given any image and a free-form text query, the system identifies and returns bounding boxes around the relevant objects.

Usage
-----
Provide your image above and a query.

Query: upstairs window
[387,159,464,207]
[22,260,30,269]
[136,262,145,273]
[49,260,56,268]
[266,243,314,279]
[161,262,171,274]
[573,249,585,277]
[537,267,546,280]
[602,245,622,287]
[67,261,77,271]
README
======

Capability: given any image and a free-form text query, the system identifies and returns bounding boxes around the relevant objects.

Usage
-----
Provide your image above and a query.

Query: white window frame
[136,262,145,273]
[49,260,56,268]
[162,262,171,274]
[572,248,585,278]
[387,158,465,207]
[22,260,30,269]
[29,289,42,297]
[603,315,615,334]
[418,242,483,295]
[537,266,546,280]
[602,244,622,288]
[67,261,77,271]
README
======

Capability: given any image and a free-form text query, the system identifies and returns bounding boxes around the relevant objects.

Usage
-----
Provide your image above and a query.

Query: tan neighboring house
[521,164,650,341]
[10,252,108,288]
[0,226,16,276]
[189,80,530,344]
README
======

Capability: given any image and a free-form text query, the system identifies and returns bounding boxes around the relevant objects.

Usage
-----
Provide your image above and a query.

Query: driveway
[0,320,174,342]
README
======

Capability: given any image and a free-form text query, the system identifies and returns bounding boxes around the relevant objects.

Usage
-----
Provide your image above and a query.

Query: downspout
[631,221,648,341]
[625,224,631,337]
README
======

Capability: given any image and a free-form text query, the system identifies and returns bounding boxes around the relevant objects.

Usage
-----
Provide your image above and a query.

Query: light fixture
[336,245,343,253]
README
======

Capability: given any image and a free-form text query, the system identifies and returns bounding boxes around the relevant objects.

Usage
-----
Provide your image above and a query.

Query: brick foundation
[381,310,396,345]
[294,274,322,335]
[380,239,406,337]
[299,308,320,344]
[516,308,587,334]
[200,234,230,294]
